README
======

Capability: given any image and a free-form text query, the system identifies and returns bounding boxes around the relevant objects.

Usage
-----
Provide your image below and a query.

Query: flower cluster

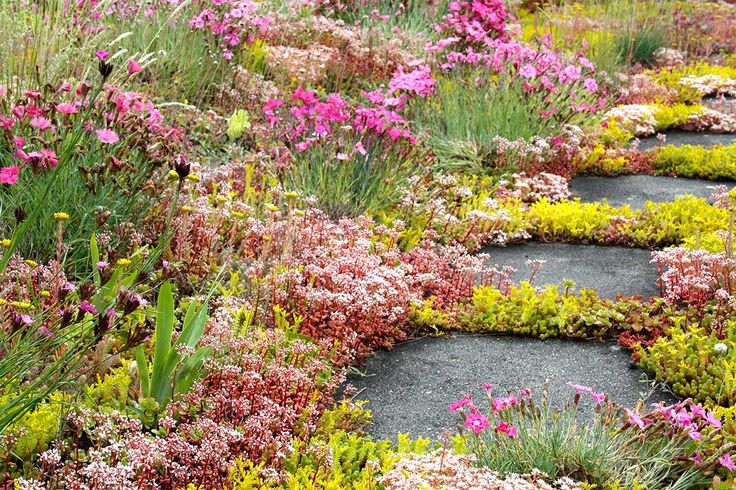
[495,172,572,203]
[652,247,736,309]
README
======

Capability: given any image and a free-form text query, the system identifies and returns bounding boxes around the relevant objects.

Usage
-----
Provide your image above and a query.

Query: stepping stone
[571,175,734,209]
[480,242,659,299]
[636,131,736,151]
[347,334,676,441]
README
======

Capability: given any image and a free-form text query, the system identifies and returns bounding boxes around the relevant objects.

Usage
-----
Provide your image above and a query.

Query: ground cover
[2,0,736,488]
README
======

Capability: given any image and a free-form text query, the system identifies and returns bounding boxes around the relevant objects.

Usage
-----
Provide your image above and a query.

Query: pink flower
[465,412,489,434]
[704,411,722,428]
[583,78,598,93]
[354,142,367,156]
[0,166,19,184]
[96,128,120,144]
[127,59,142,75]
[482,383,494,394]
[494,420,517,437]
[30,116,52,131]
[566,382,592,394]
[55,103,77,116]
[95,50,109,61]
[624,408,647,430]
[559,65,582,84]
[519,64,538,79]
[79,301,98,315]
[720,453,736,472]
[450,395,472,411]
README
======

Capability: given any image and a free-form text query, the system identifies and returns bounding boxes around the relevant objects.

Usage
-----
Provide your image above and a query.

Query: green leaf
[90,235,101,286]
[177,301,208,348]
[135,346,150,399]
[151,282,175,402]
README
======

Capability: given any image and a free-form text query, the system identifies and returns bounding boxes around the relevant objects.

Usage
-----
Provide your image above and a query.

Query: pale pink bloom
[96,128,120,144]
[625,408,646,429]
[354,141,367,155]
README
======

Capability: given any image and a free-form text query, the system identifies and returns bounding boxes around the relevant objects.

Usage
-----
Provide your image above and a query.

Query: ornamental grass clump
[452,385,734,488]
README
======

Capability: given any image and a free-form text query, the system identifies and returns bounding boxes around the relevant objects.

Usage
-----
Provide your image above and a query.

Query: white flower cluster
[679,74,736,97]
[603,104,658,136]
[381,450,583,490]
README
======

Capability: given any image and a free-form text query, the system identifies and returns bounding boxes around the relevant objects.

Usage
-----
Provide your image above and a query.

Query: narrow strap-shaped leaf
[175,347,211,395]
[135,346,150,399]
[178,302,208,348]
[90,235,101,286]
[150,282,174,403]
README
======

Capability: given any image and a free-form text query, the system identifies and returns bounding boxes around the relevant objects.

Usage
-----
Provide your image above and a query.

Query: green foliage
[414,73,594,171]
[84,362,132,410]
[653,143,736,180]
[651,103,704,131]
[284,133,426,219]
[614,26,666,66]
[639,324,735,407]
[528,196,730,249]
[1,392,63,462]
[466,282,624,340]
[135,282,211,406]
[227,109,252,141]
[649,62,736,102]
[0,0,104,89]
[467,393,715,488]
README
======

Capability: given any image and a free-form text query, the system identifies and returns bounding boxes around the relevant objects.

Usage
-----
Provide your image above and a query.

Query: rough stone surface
[347,334,676,441]
[481,242,659,299]
[636,131,736,151]
[571,174,734,209]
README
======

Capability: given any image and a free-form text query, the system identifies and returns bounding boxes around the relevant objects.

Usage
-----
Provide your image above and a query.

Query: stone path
[571,174,734,209]
[346,132,736,442]
[481,242,659,298]
[347,335,676,440]
[636,131,736,151]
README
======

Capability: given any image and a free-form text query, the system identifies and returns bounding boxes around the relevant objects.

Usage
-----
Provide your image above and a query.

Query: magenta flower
[0,166,19,184]
[79,301,98,315]
[703,410,722,428]
[494,420,516,437]
[465,412,489,434]
[96,128,120,144]
[450,395,472,411]
[590,392,605,405]
[720,453,736,472]
[95,50,109,61]
[127,59,142,75]
[482,383,494,394]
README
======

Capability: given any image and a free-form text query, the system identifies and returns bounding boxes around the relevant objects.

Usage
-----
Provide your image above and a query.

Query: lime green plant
[135,282,211,406]
[639,323,735,407]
